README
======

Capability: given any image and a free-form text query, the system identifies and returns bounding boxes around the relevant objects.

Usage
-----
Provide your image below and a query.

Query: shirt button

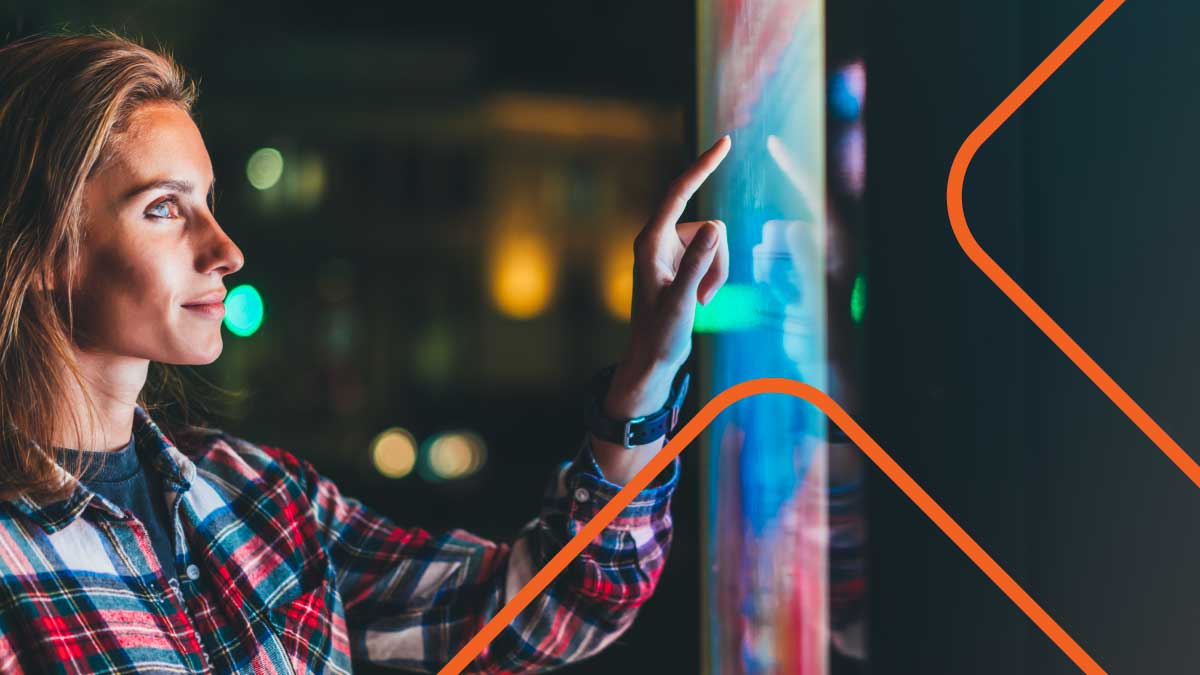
[573,487,590,503]
[186,564,201,580]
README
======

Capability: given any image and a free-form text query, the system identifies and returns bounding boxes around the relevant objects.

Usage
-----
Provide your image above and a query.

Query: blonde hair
[0,30,234,501]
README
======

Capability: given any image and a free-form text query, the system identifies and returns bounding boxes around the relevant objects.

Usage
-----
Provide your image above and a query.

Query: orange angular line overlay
[949,0,1195,486]
[440,378,1106,674]
[440,3,1127,673]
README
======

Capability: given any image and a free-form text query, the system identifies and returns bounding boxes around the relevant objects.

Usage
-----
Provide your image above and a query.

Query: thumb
[672,222,720,303]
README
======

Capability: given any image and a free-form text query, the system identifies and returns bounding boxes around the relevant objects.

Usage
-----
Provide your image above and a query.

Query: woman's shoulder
[171,424,311,488]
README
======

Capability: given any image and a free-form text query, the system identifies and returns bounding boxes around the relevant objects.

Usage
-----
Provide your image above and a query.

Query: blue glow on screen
[697,0,856,671]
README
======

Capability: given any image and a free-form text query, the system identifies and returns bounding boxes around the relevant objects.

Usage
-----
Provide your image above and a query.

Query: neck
[56,348,149,452]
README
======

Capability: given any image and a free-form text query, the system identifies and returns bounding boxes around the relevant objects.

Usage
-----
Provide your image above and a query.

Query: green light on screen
[693,283,766,333]
[224,284,264,337]
[850,273,866,324]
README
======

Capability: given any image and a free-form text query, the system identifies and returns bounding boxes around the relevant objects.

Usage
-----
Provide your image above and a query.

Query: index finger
[646,135,731,236]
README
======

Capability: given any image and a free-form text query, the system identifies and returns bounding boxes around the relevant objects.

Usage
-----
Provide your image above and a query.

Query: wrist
[603,359,678,419]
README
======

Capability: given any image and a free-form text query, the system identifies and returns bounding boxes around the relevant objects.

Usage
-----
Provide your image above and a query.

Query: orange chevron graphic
[439,2,1127,673]
[439,378,1107,674]
[946,0,1192,485]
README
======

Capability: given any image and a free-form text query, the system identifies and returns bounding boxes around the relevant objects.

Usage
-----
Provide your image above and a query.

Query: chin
[174,340,223,366]
[200,342,224,364]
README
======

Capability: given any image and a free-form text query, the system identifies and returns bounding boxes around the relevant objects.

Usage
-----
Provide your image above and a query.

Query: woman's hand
[604,135,724,413]
[618,135,731,399]
[591,136,732,485]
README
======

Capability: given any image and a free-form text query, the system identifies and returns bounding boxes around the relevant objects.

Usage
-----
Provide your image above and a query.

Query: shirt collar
[9,405,201,533]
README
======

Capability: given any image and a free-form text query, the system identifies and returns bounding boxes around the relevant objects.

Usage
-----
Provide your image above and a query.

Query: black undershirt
[57,436,177,576]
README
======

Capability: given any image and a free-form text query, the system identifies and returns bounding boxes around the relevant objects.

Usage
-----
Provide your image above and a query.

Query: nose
[195,212,244,277]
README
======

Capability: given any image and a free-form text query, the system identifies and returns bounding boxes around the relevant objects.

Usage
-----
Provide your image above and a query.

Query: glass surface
[698,0,867,672]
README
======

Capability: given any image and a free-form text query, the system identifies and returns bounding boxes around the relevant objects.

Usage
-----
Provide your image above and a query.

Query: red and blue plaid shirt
[0,405,678,674]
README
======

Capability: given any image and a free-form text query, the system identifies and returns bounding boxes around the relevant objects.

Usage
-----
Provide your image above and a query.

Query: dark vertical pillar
[865,0,1030,671]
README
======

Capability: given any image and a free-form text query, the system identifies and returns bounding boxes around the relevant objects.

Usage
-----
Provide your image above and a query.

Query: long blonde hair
[0,30,237,501]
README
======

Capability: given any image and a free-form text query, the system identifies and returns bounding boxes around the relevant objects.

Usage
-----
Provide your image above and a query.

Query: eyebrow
[121,177,217,204]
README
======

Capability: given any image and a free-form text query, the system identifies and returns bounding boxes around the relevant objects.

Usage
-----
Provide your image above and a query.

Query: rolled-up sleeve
[284,432,679,673]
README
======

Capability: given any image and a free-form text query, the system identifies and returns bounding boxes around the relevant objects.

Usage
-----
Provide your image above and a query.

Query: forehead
[99,102,213,187]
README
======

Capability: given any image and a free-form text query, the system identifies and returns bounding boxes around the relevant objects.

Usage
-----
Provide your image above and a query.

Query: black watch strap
[584,364,691,449]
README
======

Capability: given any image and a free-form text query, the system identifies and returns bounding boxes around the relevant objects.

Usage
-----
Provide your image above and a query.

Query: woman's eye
[145,197,180,220]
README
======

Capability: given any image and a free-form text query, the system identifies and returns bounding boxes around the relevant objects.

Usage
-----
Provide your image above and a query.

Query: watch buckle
[622,415,645,449]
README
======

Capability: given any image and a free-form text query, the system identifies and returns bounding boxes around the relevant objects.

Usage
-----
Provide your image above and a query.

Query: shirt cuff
[557,433,679,527]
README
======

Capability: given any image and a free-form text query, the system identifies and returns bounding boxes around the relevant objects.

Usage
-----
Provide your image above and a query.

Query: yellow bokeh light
[294,154,326,209]
[428,432,487,480]
[602,238,636,321]
[489,231,555,319]
[370,427,417,479]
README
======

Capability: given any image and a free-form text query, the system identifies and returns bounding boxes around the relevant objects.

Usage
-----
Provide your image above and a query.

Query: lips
[182,289,226,307]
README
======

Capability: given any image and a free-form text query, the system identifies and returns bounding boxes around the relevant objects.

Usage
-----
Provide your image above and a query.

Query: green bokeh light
[224,284,264,337]
[850,273,867,324]
[246,148,284,190]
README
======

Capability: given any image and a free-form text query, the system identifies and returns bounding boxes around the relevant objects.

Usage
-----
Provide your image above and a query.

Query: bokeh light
[246,147,284,190]
[830,60,866,121]
[291,153,327,210]
[836,123,866,196]
[850,273,867,324]
[422,431,487,481]
[411,321,456,386]
[489,231,555,319]
[370,427,417,479]
[601,236,635,321]
[223,284,264,337]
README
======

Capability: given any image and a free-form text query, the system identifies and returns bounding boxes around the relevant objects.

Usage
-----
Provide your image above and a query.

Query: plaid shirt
[0,405,678,674]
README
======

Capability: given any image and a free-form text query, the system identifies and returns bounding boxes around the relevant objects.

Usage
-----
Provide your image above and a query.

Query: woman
[0,31,730,674]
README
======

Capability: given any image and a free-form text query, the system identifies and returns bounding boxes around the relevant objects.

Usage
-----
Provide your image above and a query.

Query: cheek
[73,241,180,340]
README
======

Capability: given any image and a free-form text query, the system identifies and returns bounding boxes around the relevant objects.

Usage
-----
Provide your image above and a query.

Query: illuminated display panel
[698,0,866,672]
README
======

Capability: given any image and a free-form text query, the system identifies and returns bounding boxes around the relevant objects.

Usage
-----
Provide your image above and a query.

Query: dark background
[867,0,1200,672]
[5,0,1199,673]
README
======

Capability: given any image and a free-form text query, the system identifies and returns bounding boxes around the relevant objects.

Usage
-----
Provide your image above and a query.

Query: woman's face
[73,101,244,365]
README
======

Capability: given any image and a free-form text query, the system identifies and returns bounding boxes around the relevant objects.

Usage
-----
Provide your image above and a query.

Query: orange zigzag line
[439,378,1106,675]
[947,0,1195,486]
[439,3,1130,674]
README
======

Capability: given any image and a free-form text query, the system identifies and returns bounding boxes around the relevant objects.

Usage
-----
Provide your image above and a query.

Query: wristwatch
[584,363,691,448]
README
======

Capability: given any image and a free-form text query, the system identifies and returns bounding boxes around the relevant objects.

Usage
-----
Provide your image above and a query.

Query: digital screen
[697,0,867,672]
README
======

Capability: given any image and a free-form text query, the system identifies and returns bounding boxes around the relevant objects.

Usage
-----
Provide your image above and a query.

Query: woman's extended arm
[252,136,728,671]
[260,436,678,673]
